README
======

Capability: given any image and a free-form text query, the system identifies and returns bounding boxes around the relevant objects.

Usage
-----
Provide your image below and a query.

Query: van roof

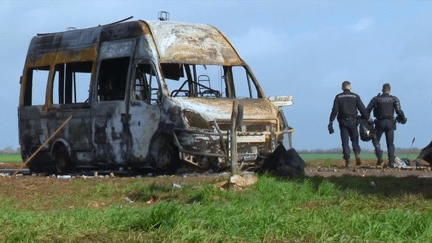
[27,20,244,66]
[146,21,243,65]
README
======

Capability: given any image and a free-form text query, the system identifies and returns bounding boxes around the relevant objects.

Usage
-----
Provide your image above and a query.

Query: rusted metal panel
[128,100,161,160]
[146,21,243,65]
[99,40,135,59]
[93,101,129,163]
[173,98,279,122]
[27,27,101,59]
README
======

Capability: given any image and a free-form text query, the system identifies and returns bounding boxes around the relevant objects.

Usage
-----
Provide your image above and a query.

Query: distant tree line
[0,146,21,155]
[297,148,422,155]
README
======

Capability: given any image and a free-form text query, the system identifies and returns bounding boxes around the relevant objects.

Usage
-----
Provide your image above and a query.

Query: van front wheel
[54,146,71,174]
[152,137,179,174]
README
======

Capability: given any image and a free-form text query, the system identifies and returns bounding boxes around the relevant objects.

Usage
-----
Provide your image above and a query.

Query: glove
[396,115,407,124]
[328,122,334,134]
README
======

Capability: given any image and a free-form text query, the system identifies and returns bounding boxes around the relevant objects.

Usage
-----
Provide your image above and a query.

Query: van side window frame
[95,39,136,103]
[22,66,51,106]
[51,61,93,106]
[132,60,161,105]
[96,57,131,102]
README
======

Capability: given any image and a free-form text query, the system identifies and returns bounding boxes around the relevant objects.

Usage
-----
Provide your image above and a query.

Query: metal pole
[230,100,238,175]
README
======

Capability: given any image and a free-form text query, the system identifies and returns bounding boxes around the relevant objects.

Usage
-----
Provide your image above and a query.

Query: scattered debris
[230,174,258,190]
[124,197,134,204]
[394,157,409,168]
[215,173,258,191]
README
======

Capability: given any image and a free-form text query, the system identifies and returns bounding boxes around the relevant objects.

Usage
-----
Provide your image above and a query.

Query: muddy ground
[305,158,432,178]
[2,158,432,203]
[2,158,432,179]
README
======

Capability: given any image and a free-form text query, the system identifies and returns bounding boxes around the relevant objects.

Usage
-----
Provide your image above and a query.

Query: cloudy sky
[0,1,431,152]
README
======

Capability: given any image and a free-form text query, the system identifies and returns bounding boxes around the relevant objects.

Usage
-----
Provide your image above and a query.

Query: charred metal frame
[18,18,295,174]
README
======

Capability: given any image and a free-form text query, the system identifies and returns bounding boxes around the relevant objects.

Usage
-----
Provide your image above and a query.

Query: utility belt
[338,117,357,121]
[376,117,394,121]
[374,117,396,130]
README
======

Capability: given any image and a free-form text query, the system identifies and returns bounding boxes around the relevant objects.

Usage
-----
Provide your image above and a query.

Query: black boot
[377,158,384,166]
[389,156,395,168]
[343,155,351,168]
[355,155,361,166]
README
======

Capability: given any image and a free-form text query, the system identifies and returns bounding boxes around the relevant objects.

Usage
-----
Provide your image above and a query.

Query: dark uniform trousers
[338,118,360,159]
[375,119,396,163]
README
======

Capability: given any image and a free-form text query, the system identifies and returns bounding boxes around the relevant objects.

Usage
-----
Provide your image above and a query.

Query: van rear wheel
[54,146,70,174]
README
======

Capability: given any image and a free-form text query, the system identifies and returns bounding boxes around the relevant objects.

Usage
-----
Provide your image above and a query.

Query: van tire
[54,146,71,174]
[152,136,179,174]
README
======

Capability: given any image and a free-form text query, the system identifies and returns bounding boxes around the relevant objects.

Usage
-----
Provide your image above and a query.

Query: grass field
[1,153,432,242]
[0,155,22,163]
[1,175,432,242]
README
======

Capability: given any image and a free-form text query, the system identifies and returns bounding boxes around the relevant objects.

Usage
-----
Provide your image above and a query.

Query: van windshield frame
[161,63,263,99]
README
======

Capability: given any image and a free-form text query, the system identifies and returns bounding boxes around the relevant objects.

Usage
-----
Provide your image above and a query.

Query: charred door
[50,62,93,164]
[93,56,131,164]
[128,62,161,163]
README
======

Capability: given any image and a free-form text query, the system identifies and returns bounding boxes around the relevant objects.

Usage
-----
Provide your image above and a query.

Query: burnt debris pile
[255,144,305,178]
[418,141,432,166]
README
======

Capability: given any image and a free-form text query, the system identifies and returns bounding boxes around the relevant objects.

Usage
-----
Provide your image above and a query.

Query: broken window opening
[133,62,160,105]
[52,62,92,105]
[231,66,259,99]
[23,67,50,106]
[164,64,228,98]
[162,64,260,99]
[97,57,130,101]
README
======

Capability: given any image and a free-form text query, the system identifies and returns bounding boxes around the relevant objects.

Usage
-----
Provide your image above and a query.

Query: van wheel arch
[51,140,73,174]
[149,133,179,174]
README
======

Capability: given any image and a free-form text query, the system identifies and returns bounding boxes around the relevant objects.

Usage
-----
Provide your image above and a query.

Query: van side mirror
[268,95,294,108]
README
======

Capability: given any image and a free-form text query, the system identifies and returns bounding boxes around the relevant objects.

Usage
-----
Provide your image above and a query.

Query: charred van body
[18,18,294,174]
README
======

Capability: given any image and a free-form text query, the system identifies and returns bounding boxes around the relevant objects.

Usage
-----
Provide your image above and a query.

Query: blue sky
[0,1,431,151]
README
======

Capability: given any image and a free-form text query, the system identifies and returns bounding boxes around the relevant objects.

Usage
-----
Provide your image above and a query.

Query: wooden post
[230,100,239,175]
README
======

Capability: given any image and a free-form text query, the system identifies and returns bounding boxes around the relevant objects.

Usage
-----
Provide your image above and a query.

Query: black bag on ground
[418,141,432,166]
[255,144,305,178]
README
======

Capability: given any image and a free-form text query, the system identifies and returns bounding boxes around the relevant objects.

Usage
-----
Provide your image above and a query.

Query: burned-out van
[18,17,294,174]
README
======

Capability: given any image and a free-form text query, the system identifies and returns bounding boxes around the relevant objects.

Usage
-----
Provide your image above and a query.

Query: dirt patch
[2,159,431,179]
[305,158,432,178]
[1,159,432,208]
[0,162,26,170]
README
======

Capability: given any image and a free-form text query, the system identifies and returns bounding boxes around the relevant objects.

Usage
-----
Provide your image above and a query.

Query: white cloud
[230,27,285,57]
[346,17,374,33]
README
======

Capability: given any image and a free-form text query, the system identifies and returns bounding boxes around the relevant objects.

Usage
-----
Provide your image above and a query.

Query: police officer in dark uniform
[366,83,407,167]
[329,81,369,167]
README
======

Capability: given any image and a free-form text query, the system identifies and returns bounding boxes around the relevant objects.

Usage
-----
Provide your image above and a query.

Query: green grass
[2,175,432,242]
[0,155,22,163]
